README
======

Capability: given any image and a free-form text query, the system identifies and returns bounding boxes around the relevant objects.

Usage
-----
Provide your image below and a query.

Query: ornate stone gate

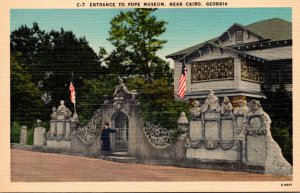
[39,81,292,176]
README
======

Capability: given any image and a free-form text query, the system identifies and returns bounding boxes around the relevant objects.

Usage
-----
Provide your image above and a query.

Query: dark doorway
[113,112,129,152]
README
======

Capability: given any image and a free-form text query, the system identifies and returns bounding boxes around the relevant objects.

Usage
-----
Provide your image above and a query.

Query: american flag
[69,82,76,104]
[178,61,187,99]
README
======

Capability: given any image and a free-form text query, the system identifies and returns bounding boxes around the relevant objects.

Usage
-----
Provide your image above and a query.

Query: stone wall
[136,121,186,162]
[29,81,291,176]
[185,90,292,175]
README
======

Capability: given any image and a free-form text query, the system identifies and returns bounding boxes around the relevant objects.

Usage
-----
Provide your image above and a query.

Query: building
[166,18,292,103]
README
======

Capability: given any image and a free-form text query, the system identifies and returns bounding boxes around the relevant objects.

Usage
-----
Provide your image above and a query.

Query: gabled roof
[166,18,291,59]
[165,38,217,58]
[219,23,268,40]
[246,18,291,41]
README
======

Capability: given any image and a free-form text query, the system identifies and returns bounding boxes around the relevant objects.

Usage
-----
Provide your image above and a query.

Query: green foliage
[11,53,44,126]
[261,85,292,164]
[11,122,21,143]
[262,85,292,129]
[10,23,104,116]
[11,121,34,145]
[77,76,118,123]
[271,127,292,165]
[27,128,34,145]
[107,8,170,80]
[127,77,189,130]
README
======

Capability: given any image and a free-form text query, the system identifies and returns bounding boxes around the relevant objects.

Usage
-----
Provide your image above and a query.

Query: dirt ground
[11,149,292,182]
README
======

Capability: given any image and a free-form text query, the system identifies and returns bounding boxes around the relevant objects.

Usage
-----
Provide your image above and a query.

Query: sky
[11,8,291,67]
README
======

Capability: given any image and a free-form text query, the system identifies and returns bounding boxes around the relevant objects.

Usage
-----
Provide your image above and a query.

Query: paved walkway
[11,149,292,182]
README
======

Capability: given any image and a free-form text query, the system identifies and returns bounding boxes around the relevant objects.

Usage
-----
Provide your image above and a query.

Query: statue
[190,100,201,118]
[201,90,220,112]
[233,98,250,139]
[220,96,233,116]
[66,108,72,119]
[56,100,72,120]
[248,100,264,116]
[37,119,42,127]
[57,100,67,115]
[50,107,57,120]
[113,77,138,100]
[233,98,250,121]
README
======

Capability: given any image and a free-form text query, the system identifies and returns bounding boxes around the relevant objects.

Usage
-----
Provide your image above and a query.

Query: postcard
[0,0,299,192]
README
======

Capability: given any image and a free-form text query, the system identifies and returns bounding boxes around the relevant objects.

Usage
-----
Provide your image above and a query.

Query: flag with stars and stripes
[69,82,76,104]
[178,62,187,99]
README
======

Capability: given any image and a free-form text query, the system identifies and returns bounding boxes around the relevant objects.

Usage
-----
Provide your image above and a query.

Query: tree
[11,23,104,113]
[77,76,118,123]
[108,8,169,80]
[261,85,293,164]
[11,52,44,125]
[44,28,102,107]
[126,77,189,130]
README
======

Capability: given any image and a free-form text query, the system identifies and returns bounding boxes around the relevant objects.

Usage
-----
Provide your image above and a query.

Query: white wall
[173,48,262,97]
[221,30,261,47]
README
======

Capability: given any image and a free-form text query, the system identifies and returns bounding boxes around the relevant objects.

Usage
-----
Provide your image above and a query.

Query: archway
[112,111,129,152]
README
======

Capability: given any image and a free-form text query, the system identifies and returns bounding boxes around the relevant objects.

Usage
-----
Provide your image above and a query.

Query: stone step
[99,155,139,164]
[111,151,129,157]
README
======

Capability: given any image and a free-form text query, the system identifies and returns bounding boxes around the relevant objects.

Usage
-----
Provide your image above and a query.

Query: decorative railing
[76,109,103,146]
[143,122,173,149]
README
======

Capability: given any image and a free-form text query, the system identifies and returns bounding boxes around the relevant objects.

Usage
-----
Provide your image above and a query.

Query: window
[236,31,243,43]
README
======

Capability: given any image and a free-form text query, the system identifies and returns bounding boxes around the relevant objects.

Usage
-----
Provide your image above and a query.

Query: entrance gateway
[40,78,292,176]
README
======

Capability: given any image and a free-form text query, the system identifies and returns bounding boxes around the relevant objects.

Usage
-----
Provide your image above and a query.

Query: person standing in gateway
[100,122,117,155]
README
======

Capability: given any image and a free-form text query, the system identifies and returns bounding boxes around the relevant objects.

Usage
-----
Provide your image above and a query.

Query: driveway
[11,149,292,182]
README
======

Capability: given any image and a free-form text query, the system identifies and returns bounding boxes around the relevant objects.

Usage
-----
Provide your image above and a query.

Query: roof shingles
[166,18,291,58]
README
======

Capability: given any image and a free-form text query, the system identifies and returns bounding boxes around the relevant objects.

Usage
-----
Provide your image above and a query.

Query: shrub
[11,122,21,143]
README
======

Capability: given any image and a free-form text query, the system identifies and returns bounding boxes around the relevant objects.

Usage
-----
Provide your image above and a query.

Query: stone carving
[190,101,201,118]
[241,59,263,82]
[47,100,72,141]
[143,122,173,149]
[175,112,190,159]
[189,138,235,151]
[76,109,103,145]
[247,99,292,175]
[57,100,67,112]
[220,96,233,117]
[177,112,190,149]
[201,90,220,113]
[204,138,219,150]
[233,98,250,139]
[52,100,73,120]
[185,91,292,175]
[113,77,138,100]
[51,107,57,120]
[191,57,234,82]
[177,112,189,132]
[233,98,250,122]
[113,100,124,110]
[245,100,267,136]
[220,140,235,150]
[187,92,236,151]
